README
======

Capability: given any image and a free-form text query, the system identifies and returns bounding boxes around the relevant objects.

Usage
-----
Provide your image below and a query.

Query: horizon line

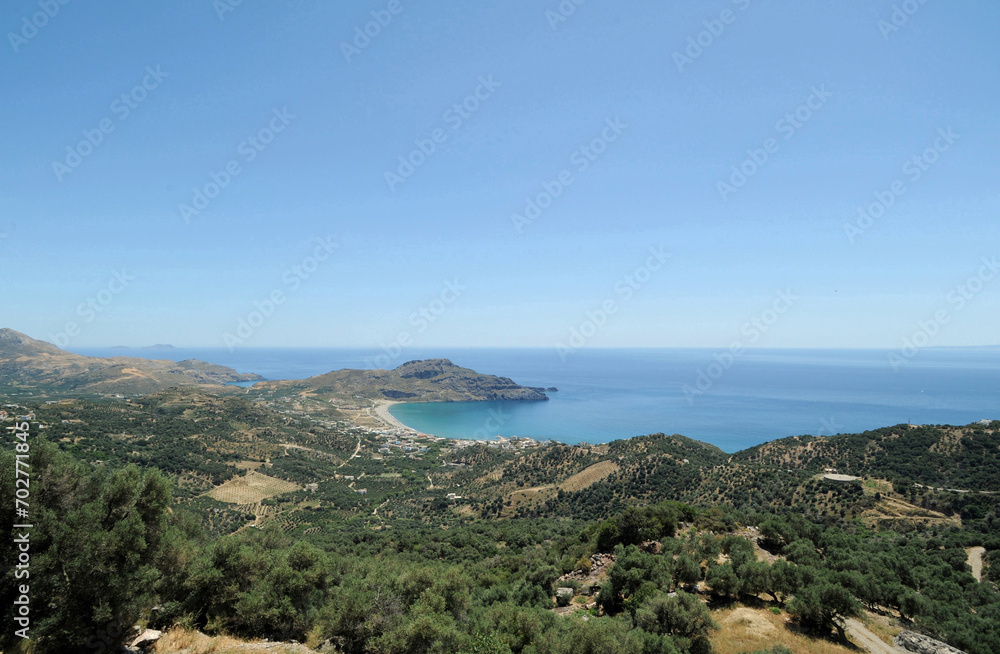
[67,344,1000,351]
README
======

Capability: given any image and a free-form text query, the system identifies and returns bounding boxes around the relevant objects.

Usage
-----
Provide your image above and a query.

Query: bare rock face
[895,630,967,654]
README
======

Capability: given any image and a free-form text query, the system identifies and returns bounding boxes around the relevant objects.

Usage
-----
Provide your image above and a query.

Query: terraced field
[206,470,300,504]
[507,460,620,507]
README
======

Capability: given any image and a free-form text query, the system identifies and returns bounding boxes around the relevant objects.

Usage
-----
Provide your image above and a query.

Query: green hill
[254,357,551,403]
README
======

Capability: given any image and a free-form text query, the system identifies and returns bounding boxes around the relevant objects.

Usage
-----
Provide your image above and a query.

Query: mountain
[254,357,551,402]
[0,328,263,394]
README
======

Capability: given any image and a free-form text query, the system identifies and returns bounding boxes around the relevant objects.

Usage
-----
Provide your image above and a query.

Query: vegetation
[2,393,998,654]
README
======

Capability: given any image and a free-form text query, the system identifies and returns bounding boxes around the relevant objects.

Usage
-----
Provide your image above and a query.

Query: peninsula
[253,358,552,403]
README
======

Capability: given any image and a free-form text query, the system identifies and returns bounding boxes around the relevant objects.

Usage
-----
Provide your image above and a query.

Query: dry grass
[862,478,894,495]
[476,468,504,483]
[861,611,903,645]
[206,470,299,504]
[559,460,620,492]
[506,461,620,509]
[153,627,316,653]
[860,495,961,528]
[721,608,777,638]
[710,606,855,654]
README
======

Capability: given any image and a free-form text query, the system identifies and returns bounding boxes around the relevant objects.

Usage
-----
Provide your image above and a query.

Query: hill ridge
[0,328,263,394]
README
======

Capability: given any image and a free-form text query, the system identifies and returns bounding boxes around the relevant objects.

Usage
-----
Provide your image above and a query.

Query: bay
[72,346,1000,453]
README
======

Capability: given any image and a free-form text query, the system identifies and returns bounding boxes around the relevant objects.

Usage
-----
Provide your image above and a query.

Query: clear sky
[2,0,998,349]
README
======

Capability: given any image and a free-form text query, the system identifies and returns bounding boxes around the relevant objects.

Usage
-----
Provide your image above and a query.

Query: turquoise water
[386,348,1000,451]
[74,347,1000,453]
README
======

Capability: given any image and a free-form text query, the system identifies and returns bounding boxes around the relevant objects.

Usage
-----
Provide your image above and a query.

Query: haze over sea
[72,347,1000,453]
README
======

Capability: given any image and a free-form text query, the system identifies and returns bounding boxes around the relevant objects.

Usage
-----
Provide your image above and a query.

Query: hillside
[0,328,262,394]
[5,387,999,654]
[731,422,1000,491]
[22,386,999,532]
[482,423,1000,530]
[254,357,552,402]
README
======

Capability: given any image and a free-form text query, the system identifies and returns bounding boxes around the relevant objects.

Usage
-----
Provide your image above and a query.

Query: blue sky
[1,0,998,349]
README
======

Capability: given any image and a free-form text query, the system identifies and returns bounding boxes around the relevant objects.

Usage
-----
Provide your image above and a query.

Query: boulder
[555,587,575,607]
[894,630,966,654]
[130,629,162,650]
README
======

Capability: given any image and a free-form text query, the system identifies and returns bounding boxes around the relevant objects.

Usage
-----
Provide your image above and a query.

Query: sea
[72,347,1000,454]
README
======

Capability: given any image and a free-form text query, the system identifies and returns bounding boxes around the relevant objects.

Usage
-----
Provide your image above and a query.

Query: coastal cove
[73,347,1000,453]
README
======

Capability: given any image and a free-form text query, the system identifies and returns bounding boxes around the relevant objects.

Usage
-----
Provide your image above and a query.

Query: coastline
[372,400,410,430]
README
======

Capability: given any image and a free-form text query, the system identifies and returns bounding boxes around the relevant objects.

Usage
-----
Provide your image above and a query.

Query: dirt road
[844,618,904,654]
[337,437,361,468]
[967,546,986,582]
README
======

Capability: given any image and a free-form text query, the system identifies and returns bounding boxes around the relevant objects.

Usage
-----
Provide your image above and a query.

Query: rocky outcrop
[380,389,418,399]
[130,628,162,649]
[895,630,967,654]
[558,552,615,591]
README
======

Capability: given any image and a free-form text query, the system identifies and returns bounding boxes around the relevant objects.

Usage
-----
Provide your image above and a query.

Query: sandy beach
[372,400,408,430]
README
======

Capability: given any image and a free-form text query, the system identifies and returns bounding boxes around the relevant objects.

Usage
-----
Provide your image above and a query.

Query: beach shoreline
[372,400,409,430]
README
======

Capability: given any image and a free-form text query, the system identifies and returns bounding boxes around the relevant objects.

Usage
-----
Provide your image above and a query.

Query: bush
[0,444,173,653]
